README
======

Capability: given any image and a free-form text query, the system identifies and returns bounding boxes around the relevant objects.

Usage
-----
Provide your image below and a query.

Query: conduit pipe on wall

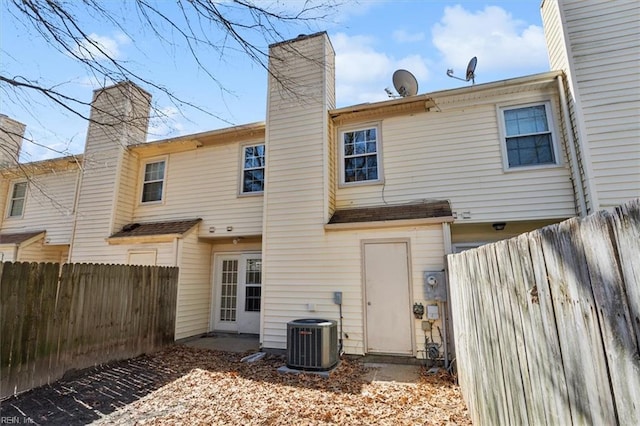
[557,75,587,217]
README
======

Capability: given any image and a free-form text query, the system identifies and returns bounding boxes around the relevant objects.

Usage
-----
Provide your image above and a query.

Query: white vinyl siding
[141,159,166,203]
[127,250,157,265]
[500,102,559,169]
[70,83,150,263]
[8,181,27,217]
[0,247,16,262]
[1,170,78,245]
[18,240,68,263]
[336,89,576,222]
[240,144,265,194]
[174,230,212,340]
[543,0,640,210]
[262,33,337,350]
[262,225,446,355]
[133,140,263,237]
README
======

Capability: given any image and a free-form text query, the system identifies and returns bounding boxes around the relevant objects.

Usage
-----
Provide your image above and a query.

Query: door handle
[367,302,371,306]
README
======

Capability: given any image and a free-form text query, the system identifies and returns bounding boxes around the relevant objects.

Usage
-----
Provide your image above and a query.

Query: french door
[212,253,262,334]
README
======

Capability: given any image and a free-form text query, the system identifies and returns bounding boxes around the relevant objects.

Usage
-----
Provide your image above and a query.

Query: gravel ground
[1,345,470,425]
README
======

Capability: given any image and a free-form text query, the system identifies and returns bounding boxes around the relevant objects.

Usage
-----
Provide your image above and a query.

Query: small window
[8,182,27,217]
[341,126,381,184]
[244,258,261,312]
[501,103,558,169]
[241,144,265,194]
[141,160,165,203]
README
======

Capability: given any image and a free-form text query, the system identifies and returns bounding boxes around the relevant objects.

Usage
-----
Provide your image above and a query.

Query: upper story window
[8,181,27,217]
[141,160,165,203]
[241,144,265,194]
[340,125,382,184]
[500,102,559,169]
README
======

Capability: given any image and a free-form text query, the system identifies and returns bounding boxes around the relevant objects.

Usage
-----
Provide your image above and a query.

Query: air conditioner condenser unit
[286,318,338,371]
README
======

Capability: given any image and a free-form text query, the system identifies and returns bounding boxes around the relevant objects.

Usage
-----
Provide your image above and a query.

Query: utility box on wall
[424,271,447,301]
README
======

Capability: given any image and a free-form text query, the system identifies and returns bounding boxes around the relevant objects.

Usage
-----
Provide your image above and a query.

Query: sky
[0,0,550,162]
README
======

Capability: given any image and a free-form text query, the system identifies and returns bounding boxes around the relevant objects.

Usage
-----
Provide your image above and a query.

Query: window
[220,259,239,322]
[501,103,558,169]
[241,144,265,194]
[8,182,27,217]
[341,126,381,184]
[141,160,165,203]
[244,258,262,312]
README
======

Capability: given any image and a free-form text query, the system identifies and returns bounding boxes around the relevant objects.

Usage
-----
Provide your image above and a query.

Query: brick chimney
[0,115,26,167]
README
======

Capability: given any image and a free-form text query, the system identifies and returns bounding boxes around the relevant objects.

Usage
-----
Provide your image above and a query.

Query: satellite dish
[392,69,418,97]
[446,56,478,84]
[465,57,477,83]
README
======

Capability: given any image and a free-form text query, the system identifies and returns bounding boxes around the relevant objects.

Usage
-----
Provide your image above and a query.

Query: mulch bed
[1,345,470,425]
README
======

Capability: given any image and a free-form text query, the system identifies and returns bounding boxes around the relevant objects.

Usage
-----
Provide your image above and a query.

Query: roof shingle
[109,219,202,239]
[328,200,451,224]
[0,230,46,245]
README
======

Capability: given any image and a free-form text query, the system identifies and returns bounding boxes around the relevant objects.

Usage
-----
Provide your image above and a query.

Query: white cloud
[432,5,548,76]
[332,33,431,106]
[148,106,186,140]
[73,32,130,62]
[393,30,426,43]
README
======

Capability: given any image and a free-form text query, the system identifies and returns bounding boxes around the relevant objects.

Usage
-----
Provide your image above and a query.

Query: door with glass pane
[213,253,261,334]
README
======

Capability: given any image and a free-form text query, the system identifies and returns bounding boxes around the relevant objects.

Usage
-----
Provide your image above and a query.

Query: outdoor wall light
[492,222,506,231]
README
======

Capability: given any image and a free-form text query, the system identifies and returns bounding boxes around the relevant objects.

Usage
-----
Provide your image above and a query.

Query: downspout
[173,237,180,267]
[67,159,84,262]
[441,222,453,369]
[557,75,587,217]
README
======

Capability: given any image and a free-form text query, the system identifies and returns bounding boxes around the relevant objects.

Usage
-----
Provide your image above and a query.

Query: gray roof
[110,219,202,238]
[328,200,451,224]
[0,230,45,245]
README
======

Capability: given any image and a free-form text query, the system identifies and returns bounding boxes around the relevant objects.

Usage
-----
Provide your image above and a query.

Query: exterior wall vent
[286,319,338,371]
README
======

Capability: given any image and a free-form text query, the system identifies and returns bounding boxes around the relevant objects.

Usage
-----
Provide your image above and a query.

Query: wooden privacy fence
[1,262,179,399]
[447,198,640,426]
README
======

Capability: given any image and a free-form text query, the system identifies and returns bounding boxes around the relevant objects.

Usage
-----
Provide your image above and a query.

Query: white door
[213,254,262,334]
[364,241,413,355]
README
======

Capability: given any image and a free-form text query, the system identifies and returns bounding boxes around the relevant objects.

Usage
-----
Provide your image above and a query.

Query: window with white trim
[8,181,27,217]
[141,160,165,203]
[341,126,381,184]
[241,144,265,194]
[501,102,558,169]
[244,258,262,312]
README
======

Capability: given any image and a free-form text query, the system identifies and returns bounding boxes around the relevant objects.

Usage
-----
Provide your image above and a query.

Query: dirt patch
[1,345,470,425]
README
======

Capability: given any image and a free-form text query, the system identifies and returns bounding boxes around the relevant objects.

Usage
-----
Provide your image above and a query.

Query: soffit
[1,156,82,178]
[130,122,265,156]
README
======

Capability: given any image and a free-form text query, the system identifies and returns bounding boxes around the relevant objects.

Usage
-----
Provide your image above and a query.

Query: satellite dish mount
[446,56,477,84]
[388,69,419,98]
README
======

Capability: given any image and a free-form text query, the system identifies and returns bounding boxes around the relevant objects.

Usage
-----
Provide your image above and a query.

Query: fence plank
[448,199,639,425]
[448,252,474,422]
[582,210,640,424]
[495,240,530,424]
[476,245,510,425]
[612,200,640,345]
[529,230,574,424]
[0,262,178,399]
[540,220,617,424]
[485,243,522,424]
